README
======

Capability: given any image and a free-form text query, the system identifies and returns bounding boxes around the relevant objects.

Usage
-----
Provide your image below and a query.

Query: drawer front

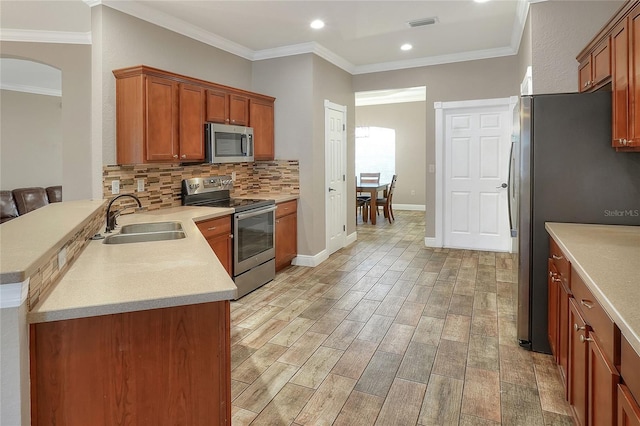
[276,200,297,219]
[571,267,619,364]
[549,238,570,287]
[622,335,640,404]
[196,216,231,239]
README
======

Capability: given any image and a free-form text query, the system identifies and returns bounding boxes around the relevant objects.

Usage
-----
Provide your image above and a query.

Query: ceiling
[100,0,531,75]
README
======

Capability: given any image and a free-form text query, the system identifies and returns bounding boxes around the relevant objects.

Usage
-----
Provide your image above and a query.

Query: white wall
[1,90,62,190]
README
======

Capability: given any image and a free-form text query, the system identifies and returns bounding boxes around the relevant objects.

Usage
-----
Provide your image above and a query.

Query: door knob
[496,183,508,189]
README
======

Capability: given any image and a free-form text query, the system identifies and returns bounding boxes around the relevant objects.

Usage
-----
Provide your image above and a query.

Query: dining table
[356,181,389,225]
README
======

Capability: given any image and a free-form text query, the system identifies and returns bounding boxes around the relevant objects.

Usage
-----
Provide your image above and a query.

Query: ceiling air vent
[408,17,439,28]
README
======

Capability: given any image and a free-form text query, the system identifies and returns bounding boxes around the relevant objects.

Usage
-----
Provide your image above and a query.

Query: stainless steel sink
[119,221,183,234]
[103,230,186,244]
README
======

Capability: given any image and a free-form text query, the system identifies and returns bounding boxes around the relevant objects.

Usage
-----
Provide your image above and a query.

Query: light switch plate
[111,180,120,195]
[58,247,67,270]
[137,179,144,192]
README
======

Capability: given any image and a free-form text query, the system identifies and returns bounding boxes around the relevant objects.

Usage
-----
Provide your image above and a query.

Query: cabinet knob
[207,227,217,231]
[551,254,563,260]
[579,334,593,344]
[181,154,187,159]
[173,154,179,159]
[574,323,586,332]
[276,220,280,224]
[551,277,562,283]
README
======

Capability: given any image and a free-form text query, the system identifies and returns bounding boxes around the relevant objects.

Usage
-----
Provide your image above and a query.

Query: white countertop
[545,222,640,354]
[28,206,237,323]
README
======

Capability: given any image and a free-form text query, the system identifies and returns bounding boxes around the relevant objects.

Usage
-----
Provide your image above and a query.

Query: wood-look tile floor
[230,211,573,425]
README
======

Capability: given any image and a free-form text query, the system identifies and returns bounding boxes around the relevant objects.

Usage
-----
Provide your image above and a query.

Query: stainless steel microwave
[205,123,254,163]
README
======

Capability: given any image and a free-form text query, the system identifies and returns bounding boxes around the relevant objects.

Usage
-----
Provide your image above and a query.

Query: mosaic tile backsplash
[102,160,300,209]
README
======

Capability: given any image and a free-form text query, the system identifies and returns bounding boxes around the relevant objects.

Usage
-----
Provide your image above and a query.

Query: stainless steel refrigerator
[512,91,640,353]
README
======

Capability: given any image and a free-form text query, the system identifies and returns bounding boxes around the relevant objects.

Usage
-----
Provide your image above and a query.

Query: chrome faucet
[105,194,142,233]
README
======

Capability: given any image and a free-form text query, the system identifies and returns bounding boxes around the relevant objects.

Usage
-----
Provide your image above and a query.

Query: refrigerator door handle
[507,141,517,237]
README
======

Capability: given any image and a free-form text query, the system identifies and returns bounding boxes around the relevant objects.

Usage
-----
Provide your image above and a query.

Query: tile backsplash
[102,160,299,209]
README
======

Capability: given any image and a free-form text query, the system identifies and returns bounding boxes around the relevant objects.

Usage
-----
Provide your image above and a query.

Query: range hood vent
[408,17,439,28]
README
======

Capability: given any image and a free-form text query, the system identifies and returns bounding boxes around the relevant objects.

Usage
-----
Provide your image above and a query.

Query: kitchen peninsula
[1,201,238,425]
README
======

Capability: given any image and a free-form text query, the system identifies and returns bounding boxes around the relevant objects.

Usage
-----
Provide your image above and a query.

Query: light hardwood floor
[230,211,573,425]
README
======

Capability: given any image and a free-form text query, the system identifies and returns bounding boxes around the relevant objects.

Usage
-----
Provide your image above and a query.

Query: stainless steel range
[182,176,276,299]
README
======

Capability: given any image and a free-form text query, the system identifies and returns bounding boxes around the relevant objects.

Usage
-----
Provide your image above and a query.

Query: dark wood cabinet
[179,83,206,161]
[229,94,249,126]
[275,200,297,271]
[250,98,275,161]
[589,332,620,426]
[612,15,631,149]
[196,215,233,276]
[548,260,560,360]
[145,75,178,162]
[30,301,231,426]
[619,384,640,426]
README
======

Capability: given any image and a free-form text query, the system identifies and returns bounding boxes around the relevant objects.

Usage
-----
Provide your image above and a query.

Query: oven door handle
[235,205,277,220]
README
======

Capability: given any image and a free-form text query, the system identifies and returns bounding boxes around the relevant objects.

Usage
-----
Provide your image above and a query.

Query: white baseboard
[425,237,440,248]
[292,250,329,268]
[393,204,426,211]
[346,232,357,245]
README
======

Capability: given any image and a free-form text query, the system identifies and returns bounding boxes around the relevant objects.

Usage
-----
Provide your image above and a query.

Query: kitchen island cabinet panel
[30,301,231,426]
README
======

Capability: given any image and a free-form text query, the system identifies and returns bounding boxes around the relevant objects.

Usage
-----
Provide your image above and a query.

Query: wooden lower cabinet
[548,261,560,360]
[569,297,589,426]
[30,301,231,426]
[589,332,620,426]
[619,384,640,426]
[558,278,571,394]
[275,200,297,271]
[196,215,233,276]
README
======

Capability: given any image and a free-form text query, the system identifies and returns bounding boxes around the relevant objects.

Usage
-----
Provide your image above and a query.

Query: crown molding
[511,0,531,54]
[0,29,91,44]
[100,0,254,60]
[1,83,62,97]
[353,46,516,75]
[356,86,426,106]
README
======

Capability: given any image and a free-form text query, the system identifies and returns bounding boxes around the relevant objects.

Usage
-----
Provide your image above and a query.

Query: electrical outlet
[231,171,236,181]
[111,180,120,195]
[137,179,145,192]
[57,247,67,270]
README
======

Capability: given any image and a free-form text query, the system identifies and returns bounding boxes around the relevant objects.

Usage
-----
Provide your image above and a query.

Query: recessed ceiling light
[310,19,325,29]
[401,44,413,51]
[474,0,491,3]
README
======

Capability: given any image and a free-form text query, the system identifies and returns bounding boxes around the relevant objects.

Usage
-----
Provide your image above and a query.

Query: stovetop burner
[181,176,274,213]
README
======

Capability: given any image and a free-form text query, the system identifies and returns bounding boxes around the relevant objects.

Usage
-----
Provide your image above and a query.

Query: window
[355,126,395,183]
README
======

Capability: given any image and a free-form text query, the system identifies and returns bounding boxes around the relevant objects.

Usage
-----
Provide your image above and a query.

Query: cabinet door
[579,56,593,92]
[629,5,640,148]
[569,298,589,426]
[206,89,228,123]
[275,212,296,271]
[559,280,570,396]
[589,333,620,426]
[548,260,560,360]
[208,232,232,276]
[250,99,275,161]
[146,75,178,161]
[179,83,205,161]
[593,38,612,87]
[612,17,630,148]
[229,94,249,126]
[618,385,640,426]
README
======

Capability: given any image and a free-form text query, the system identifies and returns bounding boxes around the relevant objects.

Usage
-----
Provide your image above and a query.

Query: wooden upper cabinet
[179,83,205,161]
[114,65,277,164]
[229,94,249,126]
[628,3,640,150]
[145,75,179,162]
[206,90,249,126]
[206,89,228,124]
[250,98,275,161]
[578,37,611,92]
[612,16,631,149]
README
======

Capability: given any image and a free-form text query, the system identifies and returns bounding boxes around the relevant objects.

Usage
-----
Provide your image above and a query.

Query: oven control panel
[182,176,233,195]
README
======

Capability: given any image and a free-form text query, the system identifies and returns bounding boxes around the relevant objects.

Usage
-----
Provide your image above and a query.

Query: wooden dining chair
[376,174,397,223]
[356,179,369,222]
[358,172,380,200]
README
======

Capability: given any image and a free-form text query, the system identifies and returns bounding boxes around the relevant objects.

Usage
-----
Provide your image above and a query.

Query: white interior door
[325,101,346,255]
[443,102,512,251]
